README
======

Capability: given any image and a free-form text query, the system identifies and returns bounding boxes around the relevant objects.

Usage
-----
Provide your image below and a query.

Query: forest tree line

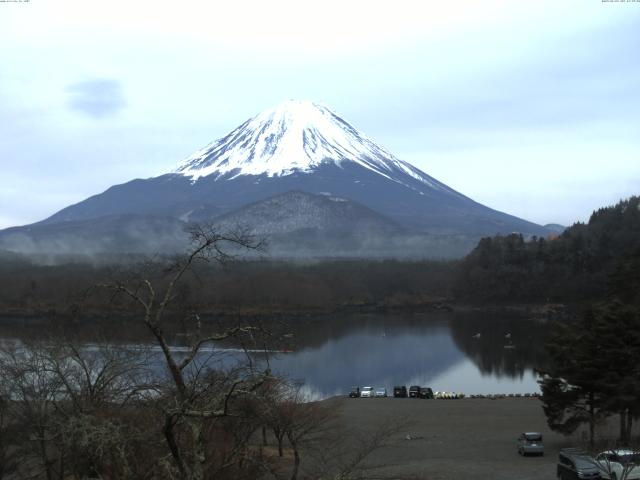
[1,196,639,317]
[0,256,455,317]
[455,196,640,305]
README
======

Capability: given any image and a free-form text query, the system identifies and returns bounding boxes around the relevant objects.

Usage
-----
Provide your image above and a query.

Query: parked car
[557,448,601,480]
[595,449,640,480]
[435,391,460,399]
[349,386,360,398]
[393,386,407,398]
[360,386,374,398]
[516,432,544,456]
[409,385,421,398]
[419,387,434,399]
[375,387,387,397]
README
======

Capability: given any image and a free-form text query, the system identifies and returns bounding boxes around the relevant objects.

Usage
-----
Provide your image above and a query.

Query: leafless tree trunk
[97,224,270,480]
[0,225,290,479]
[0,392,17,479]
[287,433,301,480]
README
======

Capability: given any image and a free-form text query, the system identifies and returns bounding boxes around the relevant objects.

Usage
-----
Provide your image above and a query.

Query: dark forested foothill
[2,196,640,318]
[0,256,456,318]
[0,195,639,322]
[454,196,640,305]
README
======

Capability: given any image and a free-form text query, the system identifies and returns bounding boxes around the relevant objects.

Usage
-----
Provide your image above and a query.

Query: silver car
[517,432,544,456]
[375,387,387,397]
[360,386,374,398]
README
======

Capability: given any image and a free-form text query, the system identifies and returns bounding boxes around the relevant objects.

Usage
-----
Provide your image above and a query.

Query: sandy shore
[331,396,578,479]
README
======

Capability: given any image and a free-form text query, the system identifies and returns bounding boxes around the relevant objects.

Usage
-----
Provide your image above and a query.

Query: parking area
[335,396,573,479]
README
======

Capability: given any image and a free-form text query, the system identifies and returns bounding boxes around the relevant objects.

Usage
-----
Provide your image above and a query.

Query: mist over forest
[1,196,638,320]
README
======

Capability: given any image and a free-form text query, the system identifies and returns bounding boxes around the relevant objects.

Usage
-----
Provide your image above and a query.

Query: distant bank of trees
[1,196,639,318]
[0,256,455,317]
[455,196,640,306]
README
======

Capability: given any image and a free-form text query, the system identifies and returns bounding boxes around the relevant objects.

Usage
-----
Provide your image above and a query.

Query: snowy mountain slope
[174,100,457,198]
[5,99,553,258]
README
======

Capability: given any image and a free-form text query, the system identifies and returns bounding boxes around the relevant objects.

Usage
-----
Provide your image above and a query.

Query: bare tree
[45,340,153,412]
[258,378,294,458]
[0,338,160,480]
[0,225,280,479]
[257,383,414,480]
[0,378,18,479]
[284,397,334,480]
[49,340,156,479]
[0,342,66,480]
[96,224,272,480]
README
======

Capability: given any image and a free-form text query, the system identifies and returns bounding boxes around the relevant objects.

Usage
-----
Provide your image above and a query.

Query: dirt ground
[330,396,578,480]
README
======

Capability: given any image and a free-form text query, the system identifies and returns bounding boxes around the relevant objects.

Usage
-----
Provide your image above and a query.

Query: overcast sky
[1,0,639,229]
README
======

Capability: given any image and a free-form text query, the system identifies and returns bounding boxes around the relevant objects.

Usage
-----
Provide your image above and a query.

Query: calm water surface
[260,312,548,398]
[0,311,549,399]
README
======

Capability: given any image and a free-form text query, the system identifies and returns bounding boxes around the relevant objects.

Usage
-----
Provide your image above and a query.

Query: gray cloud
[66,79,126,117]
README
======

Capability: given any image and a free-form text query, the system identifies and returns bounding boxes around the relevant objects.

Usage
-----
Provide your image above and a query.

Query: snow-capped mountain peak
[9,99,551,253]
[173,100,447,192]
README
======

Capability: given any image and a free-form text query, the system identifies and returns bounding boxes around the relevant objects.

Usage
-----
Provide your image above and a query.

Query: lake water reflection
[257,312,548,398]
[0,311,549,399]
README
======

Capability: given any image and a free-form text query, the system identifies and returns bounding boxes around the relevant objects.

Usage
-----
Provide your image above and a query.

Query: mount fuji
[1,100,551,258]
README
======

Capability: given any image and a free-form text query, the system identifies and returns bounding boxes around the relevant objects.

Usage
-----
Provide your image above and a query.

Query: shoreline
[0,300,574,323]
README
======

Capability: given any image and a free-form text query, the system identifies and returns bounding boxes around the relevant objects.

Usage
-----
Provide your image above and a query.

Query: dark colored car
[557,448,601,480]
[517,432,543,456]
[349,386,360,398]
[409,385,421,398]
[393,386,407,398]
[419,387,434,399]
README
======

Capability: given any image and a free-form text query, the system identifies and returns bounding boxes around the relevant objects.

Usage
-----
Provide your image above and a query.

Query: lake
[253,312,548,398]
[0,310,550,399]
